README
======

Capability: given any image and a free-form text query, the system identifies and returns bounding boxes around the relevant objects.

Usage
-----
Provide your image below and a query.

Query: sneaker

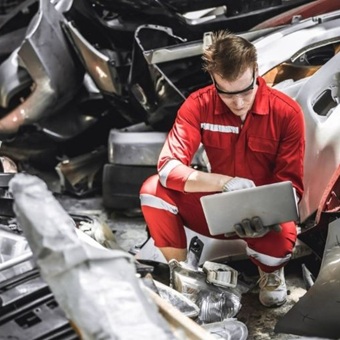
[258,267,287,307]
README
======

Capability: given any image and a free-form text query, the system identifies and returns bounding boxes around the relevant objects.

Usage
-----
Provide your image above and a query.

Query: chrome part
[169,259,242,324]
[202,319,248,340]
[0,156,17,173]
[154,279,200,319]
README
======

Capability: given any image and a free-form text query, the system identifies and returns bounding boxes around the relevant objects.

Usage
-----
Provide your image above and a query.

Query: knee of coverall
[245,221,297,272]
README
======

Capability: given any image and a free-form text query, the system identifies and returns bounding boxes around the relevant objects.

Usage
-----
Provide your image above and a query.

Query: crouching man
[140,31,305,307]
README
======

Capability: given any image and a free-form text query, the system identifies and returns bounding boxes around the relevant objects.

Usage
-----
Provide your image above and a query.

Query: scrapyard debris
[168,256,251,339]
[76,214,118,250]
[201,318,248,340]
[153,277,201,320]
[8,173,179,339]
[169,258,243,325]
[0,155,17,173]
[1,1,340,339]
[55,146,107,197]
[8,173,223,339]
[203,261,239,289]
[184,236,204,271]
[301,263,315,290]
[0,173,250,340]
[275,218,340,339]
[0,227,33,278]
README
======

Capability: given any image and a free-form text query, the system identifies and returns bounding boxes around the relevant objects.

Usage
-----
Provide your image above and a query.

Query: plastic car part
[0,155,17,173]
[0,229,32,274]
[280,50,340,224]
[63,20,123,96]
[297,166,340,259]
[129,24,189,131]
[254,10,340,76]
[251,0,340,30]
[102,163,157,211]
[0,0,83,135]
[275,218,340,338]
[203,261,238,289]
[184,236,204,271]
[301,263,315,290]
[0,272,48,308]
[315,165,340,227]
[108,126,167,165]
[103,120,209,211]
[90,0,315,38]
[0,293,79,339]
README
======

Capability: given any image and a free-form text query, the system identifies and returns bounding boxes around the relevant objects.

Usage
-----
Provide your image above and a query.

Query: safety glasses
[212,69,256,96]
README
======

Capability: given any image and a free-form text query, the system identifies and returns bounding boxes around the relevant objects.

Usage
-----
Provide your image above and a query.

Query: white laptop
[200,181,299,236]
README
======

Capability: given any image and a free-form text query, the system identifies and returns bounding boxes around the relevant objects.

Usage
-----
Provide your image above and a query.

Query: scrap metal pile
[0,0,340,339]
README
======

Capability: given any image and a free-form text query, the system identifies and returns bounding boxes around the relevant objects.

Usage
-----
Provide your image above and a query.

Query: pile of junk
[1,0,340,339]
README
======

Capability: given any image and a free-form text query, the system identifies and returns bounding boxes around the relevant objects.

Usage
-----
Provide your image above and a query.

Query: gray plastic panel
[108,129,167,165]
[102,163,157,210]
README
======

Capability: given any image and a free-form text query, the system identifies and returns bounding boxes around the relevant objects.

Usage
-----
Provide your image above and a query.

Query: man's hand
[233,216,282,238]
[223,177,256,192]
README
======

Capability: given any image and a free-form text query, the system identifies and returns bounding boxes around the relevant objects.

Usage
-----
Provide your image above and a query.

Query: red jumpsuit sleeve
[273,103,305,201]
[157,95,202,192]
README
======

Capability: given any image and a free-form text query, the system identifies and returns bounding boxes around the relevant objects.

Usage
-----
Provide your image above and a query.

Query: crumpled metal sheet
[9,173,175,340]
[275,218,340,339]
[169,259,242,325]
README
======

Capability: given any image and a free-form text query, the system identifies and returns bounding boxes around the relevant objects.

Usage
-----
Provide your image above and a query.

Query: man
[139,31,305,307]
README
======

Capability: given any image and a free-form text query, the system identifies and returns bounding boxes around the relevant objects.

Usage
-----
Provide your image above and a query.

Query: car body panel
[252,0,340,30]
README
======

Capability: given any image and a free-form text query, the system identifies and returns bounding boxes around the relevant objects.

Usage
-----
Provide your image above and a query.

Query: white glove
[222,177,255,192]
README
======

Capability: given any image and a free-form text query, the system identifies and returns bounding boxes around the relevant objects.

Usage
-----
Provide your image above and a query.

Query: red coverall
[140,77,305,272]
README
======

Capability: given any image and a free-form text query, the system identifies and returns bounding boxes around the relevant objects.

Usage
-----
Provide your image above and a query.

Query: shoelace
[258,271,283,290]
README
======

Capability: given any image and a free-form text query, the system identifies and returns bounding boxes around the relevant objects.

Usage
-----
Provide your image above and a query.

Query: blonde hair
[202,30,257,80]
